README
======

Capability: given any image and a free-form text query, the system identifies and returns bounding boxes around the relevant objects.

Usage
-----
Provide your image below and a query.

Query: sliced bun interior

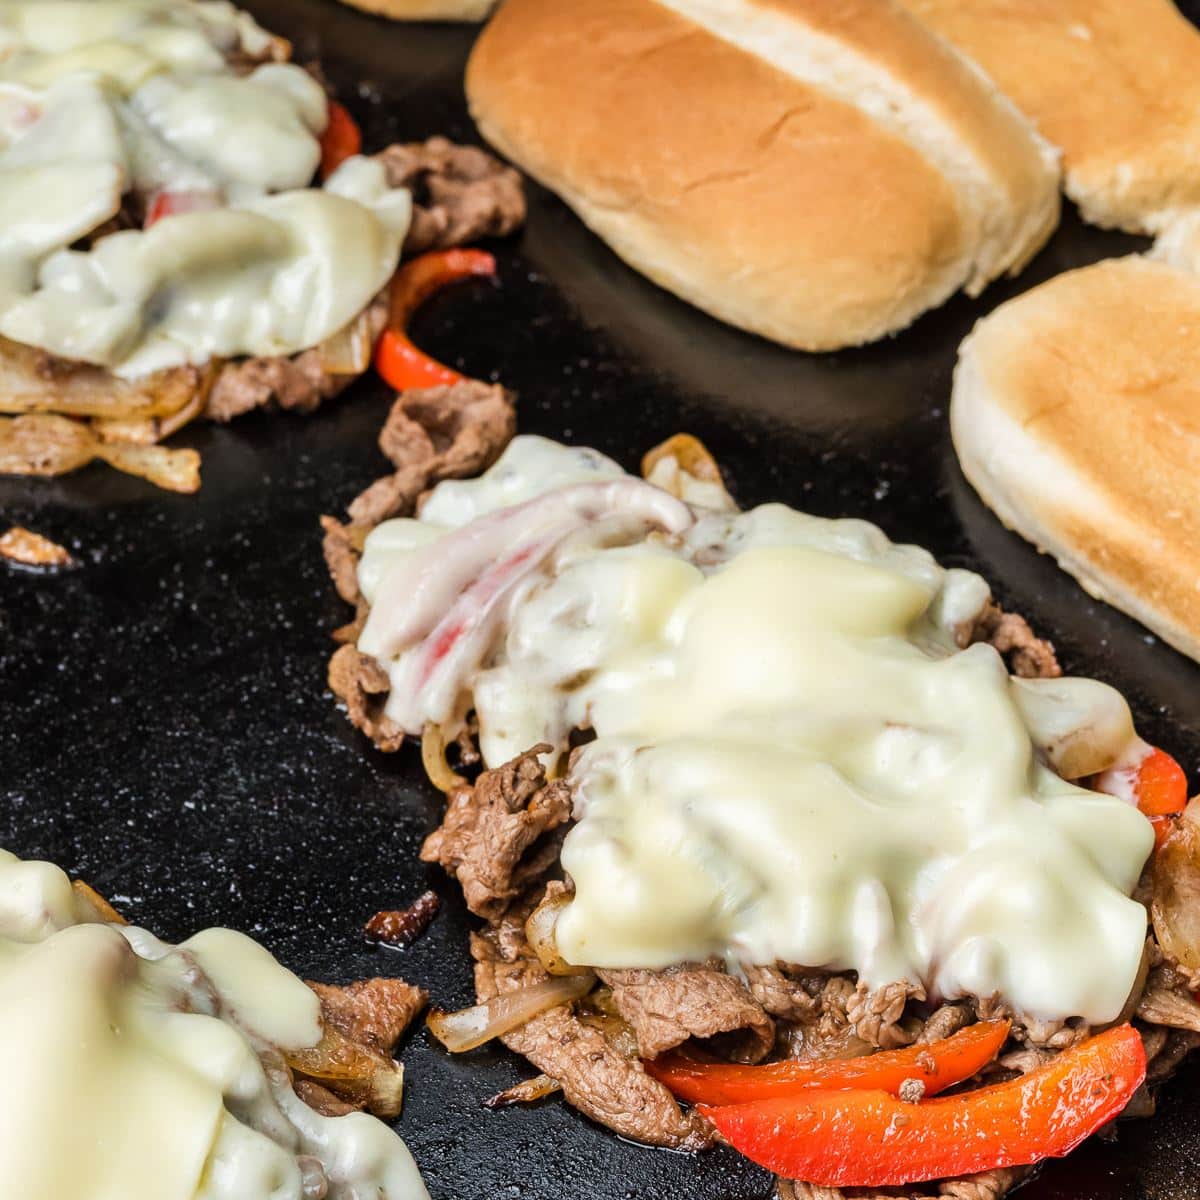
[901,0,1200,235]
[952,255,1200,662]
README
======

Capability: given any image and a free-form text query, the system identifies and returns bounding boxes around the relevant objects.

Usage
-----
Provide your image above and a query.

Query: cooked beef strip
[376,137,526,256]
[294,1079,360,1117]
[321,516,368,606]
[419,746,572,921]
[742,963,821,1023]
[778,1166,1030,1200]
[308,977,427,1056]
[350,383,517,526]
[597,964,775,1063]
[969,601,1060,679]
[917,1003,973,1044]
[364,891,442,949]
[471,911,713,1150]
[328,643,406,752]
[1136,965,1200,1033]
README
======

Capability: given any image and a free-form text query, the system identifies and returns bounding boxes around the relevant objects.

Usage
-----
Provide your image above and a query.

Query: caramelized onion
[421,724,464,793]
[426,974,594,1053]
[1151,799,1200,976]
[285,1027,405,1119]
[316,310,376,376]
[525,890,590,976]
[484,1073,563,1109]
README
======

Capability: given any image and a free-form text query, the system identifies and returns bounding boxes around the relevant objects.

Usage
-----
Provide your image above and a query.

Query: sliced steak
[206,296,387,423]
[350,382,517,526]
[970,601,1060,679]
[308,977,427,1056]
[598,963,774,1062]
[778,1165,1029,1200]
[377,137,526,256]
[742,963,820,1023]
[1136,965,1200,1033]
[471,914,712,1150]
[328,643,405,752]
[421,747,572,920]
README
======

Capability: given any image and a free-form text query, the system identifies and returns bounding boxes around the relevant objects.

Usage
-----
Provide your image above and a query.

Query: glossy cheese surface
[358,436,1155,1024]
[0,0,410,376]
[0,850,429,1200]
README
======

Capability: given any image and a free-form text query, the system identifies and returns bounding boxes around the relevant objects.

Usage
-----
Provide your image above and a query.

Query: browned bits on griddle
[0,526,73,568]
[364,890,442,948]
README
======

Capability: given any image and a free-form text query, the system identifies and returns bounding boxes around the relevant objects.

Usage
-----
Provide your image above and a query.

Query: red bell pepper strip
[699,1023,1146,1189]
[373,249,497,392]
[1094,745,1188,850]
[144,188,220,228]
[646,1019,1009,1106]
[319,100,362,179]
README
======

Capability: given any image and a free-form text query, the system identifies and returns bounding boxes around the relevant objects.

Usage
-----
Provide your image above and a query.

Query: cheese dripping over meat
[357,436,1155,1025]
[0,849,429,1200]
[0,0,410,377]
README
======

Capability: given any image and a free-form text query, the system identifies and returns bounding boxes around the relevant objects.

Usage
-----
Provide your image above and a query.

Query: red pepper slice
[144,188,220,228]
[646,1019,1009,1106]
[373,249,497,392]
[699,1023,1146,1188]
[1095,745,1188,850]
[319,100,362,179]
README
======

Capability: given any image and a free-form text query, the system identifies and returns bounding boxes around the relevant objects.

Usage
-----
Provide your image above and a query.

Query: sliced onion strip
[525,890,590,977]
[421,724,464,793]
[427,973,594,1053]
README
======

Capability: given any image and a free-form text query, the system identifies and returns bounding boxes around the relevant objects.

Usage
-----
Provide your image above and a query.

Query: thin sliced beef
[328,643,405,752]
[598,964,774,1062]
[295,1079,359,1117]
[376,137,525,256]
[1136,965,1200,1033]
[973,995,1086,1051]
[471,915,712,1150]
[779,1165,1029,1200]
[845,979,925,1049]
[308,977,427,1056]
[420,747,571,920]
[350,382,517,526]
[206,296,388,423]
[970,601,1060,679]
[321,516,368,606]
[742,963,820,1023]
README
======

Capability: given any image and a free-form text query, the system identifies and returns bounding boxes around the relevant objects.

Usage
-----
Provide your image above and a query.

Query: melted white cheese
[0,0,411,376]
[358,436,1155,1024]
[0,849,429,1200]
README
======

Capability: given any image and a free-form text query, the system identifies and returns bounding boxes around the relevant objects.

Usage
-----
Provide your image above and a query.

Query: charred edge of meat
[364,891,442,948]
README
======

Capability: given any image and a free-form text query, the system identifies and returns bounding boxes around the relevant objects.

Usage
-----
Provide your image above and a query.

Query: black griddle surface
[3,3,1200,1197]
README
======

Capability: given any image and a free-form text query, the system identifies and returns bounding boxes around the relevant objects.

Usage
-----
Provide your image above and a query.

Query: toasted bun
[952,256,1200,663]
[335,0,494,20]
[466,0,1059,351]
[903,0,1200,235]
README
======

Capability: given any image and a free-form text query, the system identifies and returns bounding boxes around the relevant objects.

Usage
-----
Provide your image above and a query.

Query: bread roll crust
[952,256,1200,663]
[467,0,1058,351]
[903,0,1200,234]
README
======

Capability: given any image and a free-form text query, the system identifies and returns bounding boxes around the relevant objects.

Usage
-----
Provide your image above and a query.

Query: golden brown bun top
[466,0,1056,350]
[960,256,1200,656]
[903,0,1200,232]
